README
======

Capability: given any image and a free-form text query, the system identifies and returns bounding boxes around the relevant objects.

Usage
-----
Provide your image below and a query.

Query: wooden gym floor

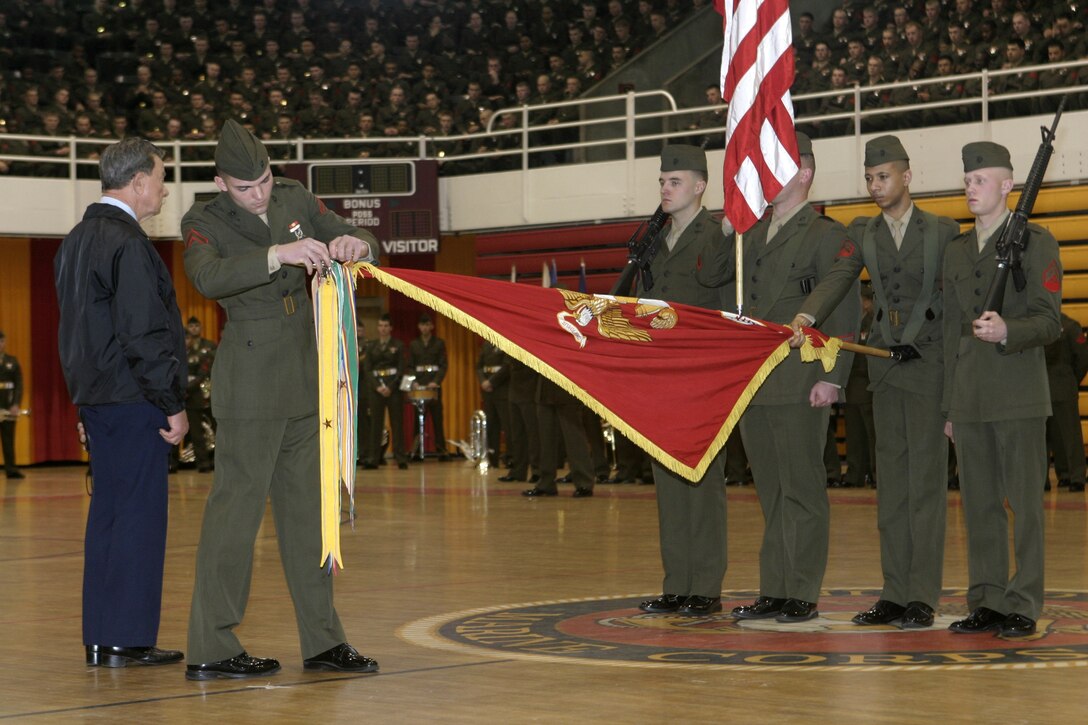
[1,462,1087,723]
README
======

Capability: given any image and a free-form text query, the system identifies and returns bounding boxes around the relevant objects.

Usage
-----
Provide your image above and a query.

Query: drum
[408,388,438,402]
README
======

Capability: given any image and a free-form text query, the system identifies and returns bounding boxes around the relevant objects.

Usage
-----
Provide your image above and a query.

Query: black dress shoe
[732,596,787,620]
[497,474,522,482]
[900,601,935,629]
[596,473,610,483]
[522,487,558,497]
[1070,482,1086,492]
[605,475,631,484]
[998,613,1037,637]
[1058,478,1071,488]
[7,469,25,479]
[438,453,451,462]
[397,462,408,470]
[639,593,686,613]
[186,652,281,680]
[86,645,183,668]
[572,488,593,497]
[303,643,379,673]
[528,474,541,483]
[948,606,1005,634]
[678,596,723,616]
[361,463,378,470]
[776,599,819,622]
[852,599,906,626]
[557,473,573,483]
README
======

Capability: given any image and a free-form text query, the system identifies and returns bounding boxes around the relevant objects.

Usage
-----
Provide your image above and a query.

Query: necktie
[890,219,903,249]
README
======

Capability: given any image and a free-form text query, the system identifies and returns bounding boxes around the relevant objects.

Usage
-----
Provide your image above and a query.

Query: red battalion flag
[716,0,799,233]
[352,264,839,481]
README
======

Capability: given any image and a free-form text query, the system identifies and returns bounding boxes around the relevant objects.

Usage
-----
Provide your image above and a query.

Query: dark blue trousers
[81,402,170,646]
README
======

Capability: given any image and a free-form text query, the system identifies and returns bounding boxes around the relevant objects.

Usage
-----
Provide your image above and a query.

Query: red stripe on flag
[718,0,797,234]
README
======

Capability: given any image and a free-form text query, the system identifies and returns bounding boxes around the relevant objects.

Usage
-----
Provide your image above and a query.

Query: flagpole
[734,230,744,316]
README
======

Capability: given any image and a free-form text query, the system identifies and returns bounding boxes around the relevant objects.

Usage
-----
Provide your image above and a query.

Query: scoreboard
[283,159,440,255]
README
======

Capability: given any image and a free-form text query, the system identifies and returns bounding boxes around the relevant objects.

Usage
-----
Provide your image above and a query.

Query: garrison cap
[187,316,201,325]
[215,119,270,181]
[796,131,813,157]
[864,135,909,167]
[962,141,1012,172]
[660,144,707,173]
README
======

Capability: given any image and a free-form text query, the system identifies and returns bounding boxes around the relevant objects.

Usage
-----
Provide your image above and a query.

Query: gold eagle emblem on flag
[556,290,678,348]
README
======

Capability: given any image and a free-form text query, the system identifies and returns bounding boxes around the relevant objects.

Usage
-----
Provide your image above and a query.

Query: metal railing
[2,58,1086,181]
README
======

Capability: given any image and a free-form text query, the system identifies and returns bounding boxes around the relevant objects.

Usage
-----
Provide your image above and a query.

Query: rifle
[610,205,669,296]
[982,96,1066,313]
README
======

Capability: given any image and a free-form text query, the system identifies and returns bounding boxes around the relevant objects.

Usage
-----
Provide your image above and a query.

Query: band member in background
[0,330,24,479]
[184,316,216,473]
[476,339,510,467]
[363,314,408,469]
[408,313,450,461]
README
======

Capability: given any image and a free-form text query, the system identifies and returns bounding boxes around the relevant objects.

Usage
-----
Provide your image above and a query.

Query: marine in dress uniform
[0,331,24,478]
[523,376,596,497]
[498,358,541,483]
[476,340,510,467]
[842,284,875,490]
[634,145,733,617]
[731,133,860,624]
[1044,312,1088,493]
[794,136,961,629]
[796,135,957,627]
[362,314,408,469]
[182,120,379,679]
[407,313,450,461]
[943,141,1061,638]
[184,316,216,472]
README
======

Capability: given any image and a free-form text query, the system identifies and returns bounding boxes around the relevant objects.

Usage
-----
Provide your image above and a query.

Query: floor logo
[398,589,1088,670]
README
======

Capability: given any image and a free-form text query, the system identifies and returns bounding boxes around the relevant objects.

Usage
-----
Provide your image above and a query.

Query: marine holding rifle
[791,136,960,630]
[942,141,1060,638]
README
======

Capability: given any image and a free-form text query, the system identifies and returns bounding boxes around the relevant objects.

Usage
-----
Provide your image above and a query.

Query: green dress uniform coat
[363,336,408,466]
[637,207,733,598]
[408,335,448,455]
[942,221,1061,620]
[738,204,859,604]
[798,208,959,608]
[182,177,378,663]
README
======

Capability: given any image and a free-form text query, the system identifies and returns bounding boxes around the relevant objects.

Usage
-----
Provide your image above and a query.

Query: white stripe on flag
[735,156,766,220]
[760,118,797,188]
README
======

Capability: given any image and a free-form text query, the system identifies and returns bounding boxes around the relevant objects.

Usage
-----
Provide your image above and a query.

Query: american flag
[716,0,799,233]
